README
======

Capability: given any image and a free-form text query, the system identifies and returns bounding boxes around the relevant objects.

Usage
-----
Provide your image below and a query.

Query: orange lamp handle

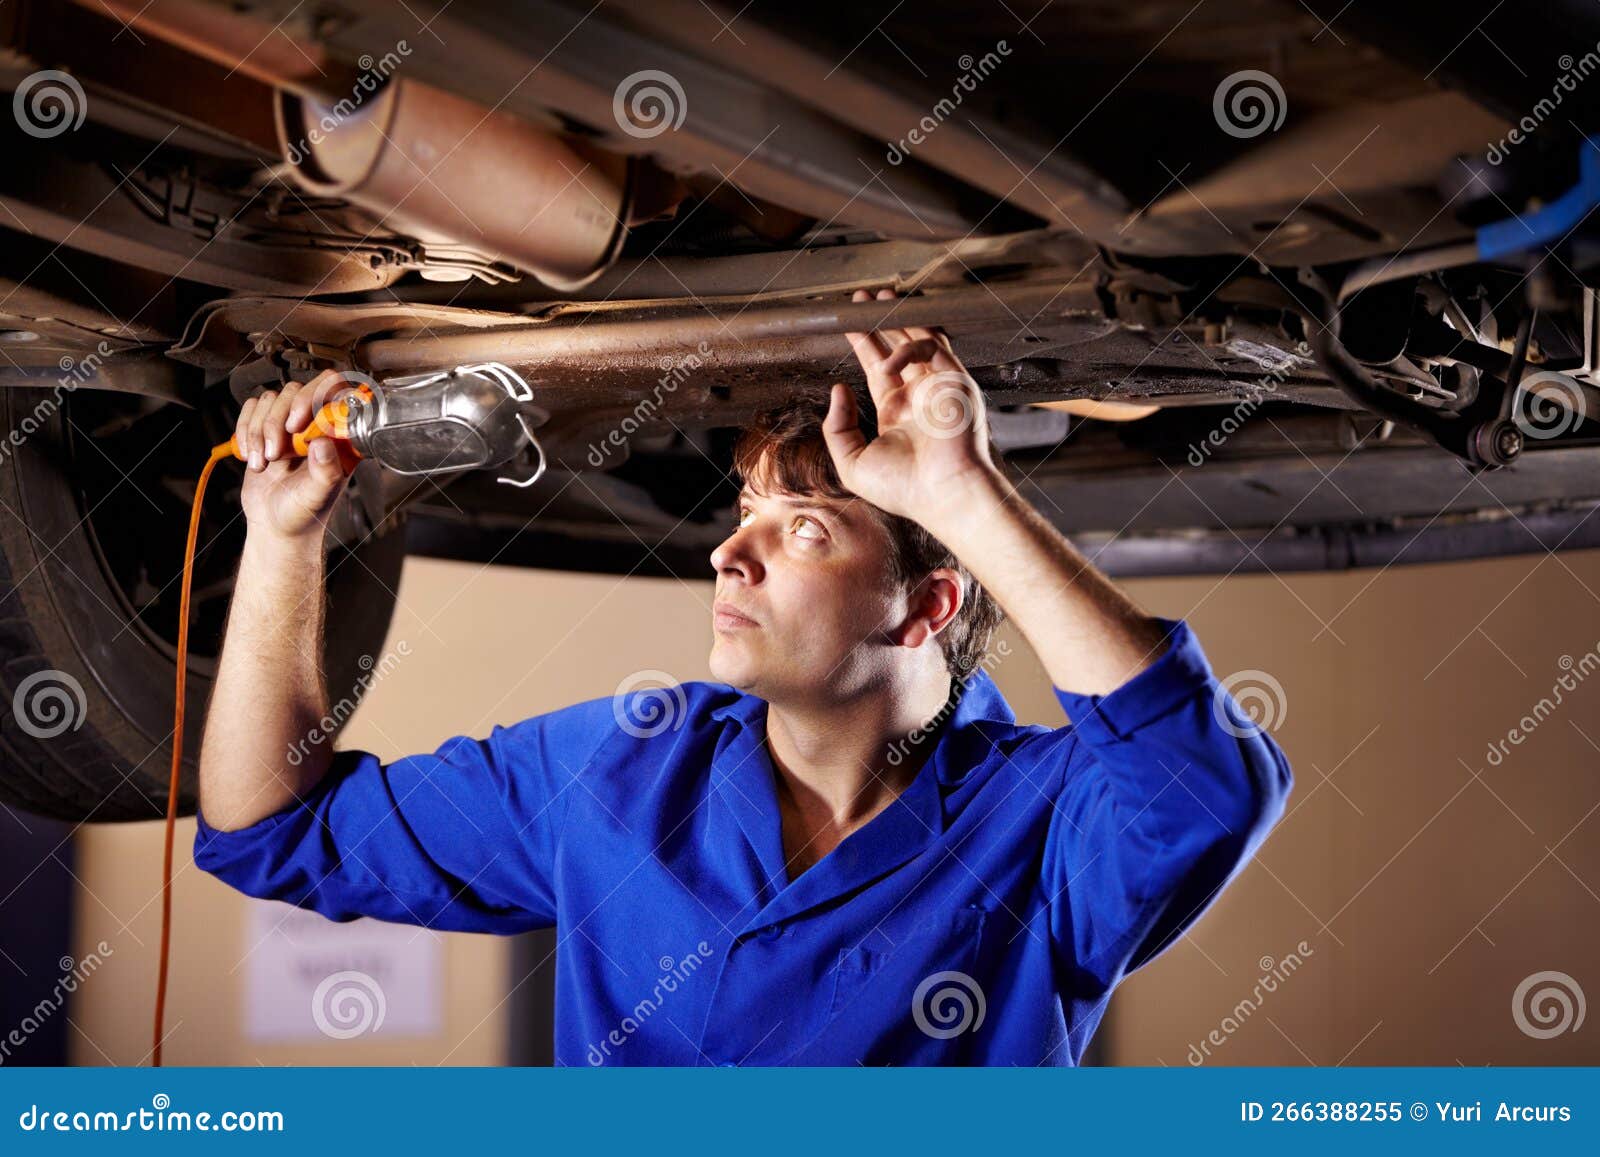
[217,383,373,461]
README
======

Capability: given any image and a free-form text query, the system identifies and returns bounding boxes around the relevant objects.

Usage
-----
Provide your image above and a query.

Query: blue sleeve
[1040,618,1293,991]
[192,695,620,934]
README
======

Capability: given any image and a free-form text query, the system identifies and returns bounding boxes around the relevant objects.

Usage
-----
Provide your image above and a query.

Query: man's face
[708,479,907,703]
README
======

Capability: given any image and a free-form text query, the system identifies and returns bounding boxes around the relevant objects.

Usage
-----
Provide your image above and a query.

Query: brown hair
[731,392,1005,679]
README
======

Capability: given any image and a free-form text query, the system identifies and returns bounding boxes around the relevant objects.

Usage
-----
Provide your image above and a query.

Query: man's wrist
[916,464,1017,546]
[243,525,328,567]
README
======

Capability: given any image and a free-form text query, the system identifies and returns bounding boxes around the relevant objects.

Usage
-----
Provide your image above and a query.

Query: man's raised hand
[821,288,999,526]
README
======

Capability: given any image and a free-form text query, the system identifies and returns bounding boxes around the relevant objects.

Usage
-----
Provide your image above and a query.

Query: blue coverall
[195,617,1293,1065]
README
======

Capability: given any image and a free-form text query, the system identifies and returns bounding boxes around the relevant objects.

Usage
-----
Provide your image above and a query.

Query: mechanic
[193,288,1293,1066]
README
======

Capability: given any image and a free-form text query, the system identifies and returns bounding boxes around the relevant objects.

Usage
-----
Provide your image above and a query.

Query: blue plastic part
[1477,137,1600,260]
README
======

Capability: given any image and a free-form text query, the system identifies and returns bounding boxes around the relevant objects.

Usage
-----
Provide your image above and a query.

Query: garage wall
[65,545,1600,1066]
[1099,547,1600,1068]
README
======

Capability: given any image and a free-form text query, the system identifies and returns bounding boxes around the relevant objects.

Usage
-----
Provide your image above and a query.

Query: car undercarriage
[1,0,1598,818]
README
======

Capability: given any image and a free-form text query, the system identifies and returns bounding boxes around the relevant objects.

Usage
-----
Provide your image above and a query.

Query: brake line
[153,388,367,1067]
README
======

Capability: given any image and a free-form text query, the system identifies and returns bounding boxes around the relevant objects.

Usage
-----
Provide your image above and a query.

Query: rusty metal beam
[75,0,361,102]
[360,281,1100,373]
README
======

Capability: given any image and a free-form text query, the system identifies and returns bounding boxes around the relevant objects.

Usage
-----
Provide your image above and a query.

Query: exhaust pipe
[78,0,636,289]
[276,80,634,290]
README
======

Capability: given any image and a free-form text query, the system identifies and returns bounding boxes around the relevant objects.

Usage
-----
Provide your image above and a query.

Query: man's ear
[891,568,964,649]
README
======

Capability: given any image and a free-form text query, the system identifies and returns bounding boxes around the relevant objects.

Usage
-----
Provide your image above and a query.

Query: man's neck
[763,666,954,878]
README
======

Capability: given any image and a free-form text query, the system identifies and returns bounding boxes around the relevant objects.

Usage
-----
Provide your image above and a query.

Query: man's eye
[734,507,754,530]
[790,516,824,540]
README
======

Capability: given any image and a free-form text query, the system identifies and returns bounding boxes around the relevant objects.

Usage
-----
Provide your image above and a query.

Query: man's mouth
[713,601,760,630]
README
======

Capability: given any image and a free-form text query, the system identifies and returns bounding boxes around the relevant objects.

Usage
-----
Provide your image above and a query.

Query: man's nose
[710,532,764,584]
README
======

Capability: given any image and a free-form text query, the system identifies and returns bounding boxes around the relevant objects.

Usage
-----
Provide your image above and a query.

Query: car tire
[0,385,405,822]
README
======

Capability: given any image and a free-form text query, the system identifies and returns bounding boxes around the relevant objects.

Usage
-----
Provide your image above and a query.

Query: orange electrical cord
[153,385,369,1067]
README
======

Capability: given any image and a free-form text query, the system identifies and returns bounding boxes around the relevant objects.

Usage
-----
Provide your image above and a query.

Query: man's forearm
[198,529,334,831]
[923,467,1171,697]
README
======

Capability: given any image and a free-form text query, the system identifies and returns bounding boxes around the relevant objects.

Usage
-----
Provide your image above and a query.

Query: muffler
[275,79,634,290]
